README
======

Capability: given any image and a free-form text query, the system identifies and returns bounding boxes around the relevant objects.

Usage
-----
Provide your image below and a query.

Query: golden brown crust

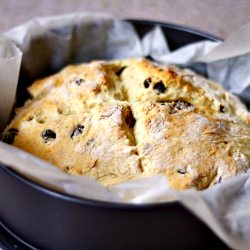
[3,58,250,189]
[6,100,140,185]
[132,101,250,190]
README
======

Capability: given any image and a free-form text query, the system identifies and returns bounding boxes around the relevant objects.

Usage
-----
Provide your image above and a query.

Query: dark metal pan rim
[1,164,179,210]
[0,220,38,250]
[125,18,222,42]
[0,19,222,210]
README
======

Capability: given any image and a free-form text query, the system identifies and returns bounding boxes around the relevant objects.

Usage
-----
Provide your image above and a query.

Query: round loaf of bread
[2,59,250,189]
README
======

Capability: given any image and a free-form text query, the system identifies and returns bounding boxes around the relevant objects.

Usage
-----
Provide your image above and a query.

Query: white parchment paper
[0,13,250,250]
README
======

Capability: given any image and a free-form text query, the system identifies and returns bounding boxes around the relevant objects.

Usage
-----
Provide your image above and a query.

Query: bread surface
[3,58,250,189]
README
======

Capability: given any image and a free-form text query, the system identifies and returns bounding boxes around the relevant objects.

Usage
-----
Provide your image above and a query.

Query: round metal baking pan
[0,19,229,250]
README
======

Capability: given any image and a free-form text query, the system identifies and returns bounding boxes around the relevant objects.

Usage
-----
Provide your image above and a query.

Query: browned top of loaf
[3,58,250,189]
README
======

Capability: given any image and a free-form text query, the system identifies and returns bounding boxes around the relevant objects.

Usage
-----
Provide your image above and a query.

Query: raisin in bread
[2,59,250,189]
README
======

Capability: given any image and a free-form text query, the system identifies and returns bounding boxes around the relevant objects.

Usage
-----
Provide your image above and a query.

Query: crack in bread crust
[3,58,250,189]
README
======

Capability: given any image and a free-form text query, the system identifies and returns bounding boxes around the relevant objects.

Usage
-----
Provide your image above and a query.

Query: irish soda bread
[2,59,250,189]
